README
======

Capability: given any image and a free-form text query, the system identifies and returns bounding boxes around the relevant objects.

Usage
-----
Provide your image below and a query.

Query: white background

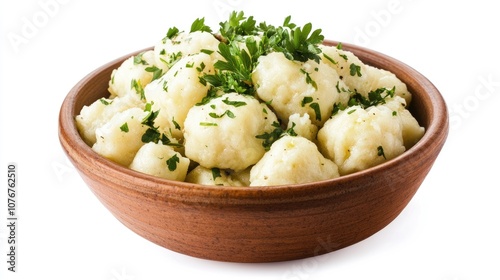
[1,0,499,279]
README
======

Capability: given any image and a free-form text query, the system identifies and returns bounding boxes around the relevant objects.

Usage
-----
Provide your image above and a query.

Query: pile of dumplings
[76,22,424,187]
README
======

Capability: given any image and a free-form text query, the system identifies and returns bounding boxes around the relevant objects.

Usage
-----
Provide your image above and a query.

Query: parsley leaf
[140,108,182,148]
[349,63,362,77]
[166,154,180,171]
[348,87,396,108]
[165,27,179,40]
[259,16,324,63]
[145,65,163,81]
[190,17,213,33]
[131,79,145,100]
[221,97,246,107]
[300,68,318,90]
[120,122,129,133]
[377,146,386,159]
[99,98,112,105]
[133,52,148,65]
[209,110,235,119]
[218,11,259,42]
[211,168,222,180]
[287,21,324,63]
[309,102,322,121]
[202,37,261,95]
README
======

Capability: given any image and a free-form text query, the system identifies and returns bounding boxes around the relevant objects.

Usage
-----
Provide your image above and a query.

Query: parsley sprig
[218,11,259,42]
[190,17,213,33]
[202,12,325,96]
[279,16,324,63]
[201,37,262,95]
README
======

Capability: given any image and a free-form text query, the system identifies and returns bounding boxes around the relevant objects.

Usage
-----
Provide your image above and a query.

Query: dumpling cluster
[76,13,424,187]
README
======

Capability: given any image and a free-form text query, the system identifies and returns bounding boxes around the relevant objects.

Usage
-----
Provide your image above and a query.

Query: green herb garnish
[300,68,318,90]
[377,146,386,159]
[190,17,212,33]
[131,79,145,100]
[99,98,112,105]
[145,65,163,81]
[133,52,148,65]
[166,154,180,171]
[211,168,222,180]
[120,122,129,132]
[349,63,362,77]
[255,121,297,151]
[348,87,396,108]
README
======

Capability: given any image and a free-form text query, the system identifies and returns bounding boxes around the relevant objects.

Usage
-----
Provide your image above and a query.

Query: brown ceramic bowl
[59,40,448,263]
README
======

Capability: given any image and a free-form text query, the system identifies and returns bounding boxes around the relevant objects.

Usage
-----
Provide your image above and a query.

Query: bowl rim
[59,40,449,205]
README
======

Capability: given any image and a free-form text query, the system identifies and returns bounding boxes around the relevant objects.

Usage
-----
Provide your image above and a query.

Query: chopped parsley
[339,53,348,61]
[348,87,396,108]
[255,121,297,151]
[349,63,362,77]
[221,97,246,107]
[163,26,180,42]
[172,117,181,130]
[159,51,182,68]
[323,53,337,65]
[140,106,183,148]
[301,96,314,107]
[131,79,145,100]
[309,102,321,121]
[133,52,148,65]
[166,154,180,171]
[301,97,321,121]
[211,168,222,181]
[200,49,214,55]
[209,110,235,119]
[99,98,112,105]
[120,122,129,132]
[377,146,386,159]
[300,68,318,90]
[196,62,206,72]
[200,122,218,127]
[145,65,163,81]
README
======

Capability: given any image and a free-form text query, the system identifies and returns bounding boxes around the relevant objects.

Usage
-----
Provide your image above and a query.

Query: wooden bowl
[58,40,448,262]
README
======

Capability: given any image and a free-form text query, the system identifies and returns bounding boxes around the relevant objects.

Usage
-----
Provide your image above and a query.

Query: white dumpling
[185,166,249,186]
[129,142,189,181]
[92,108,149,166]
[320,45,411,104]
[287,113,318,142]
[317,103,407,175]
[250,135,339,186]
[144,52,214,139]
[108,50,158,99]
[183,92,278,171]
[252,52,350,126]
[76,94,144,146]
[153,31,221,72]
[381,96,425,149]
